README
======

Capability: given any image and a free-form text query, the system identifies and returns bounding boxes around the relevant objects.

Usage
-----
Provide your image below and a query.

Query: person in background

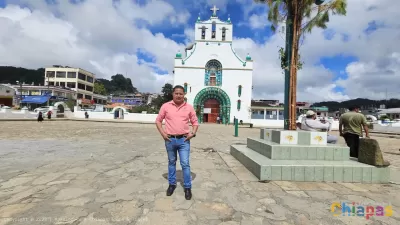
[37,111,44,122]
[47,110,52,119]
[155,85,199,200]
[339,105,370,158]
[301,110,338,144]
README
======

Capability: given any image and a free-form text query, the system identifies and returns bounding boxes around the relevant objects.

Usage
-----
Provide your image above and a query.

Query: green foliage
[278,47,303,73]
[130,105,159,114]
[96,74,138,95]
[151,95,165,109]
[94,82,107,95]
[65,93,76,112]
[147,83,174,109]
[255,0,347,34]
[379,115,389,120]
[255,0,347,74]
[0,66,45,85]
[162,83,173,102]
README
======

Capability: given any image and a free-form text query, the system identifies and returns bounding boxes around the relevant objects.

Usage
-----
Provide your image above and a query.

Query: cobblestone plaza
[0,121,399,225]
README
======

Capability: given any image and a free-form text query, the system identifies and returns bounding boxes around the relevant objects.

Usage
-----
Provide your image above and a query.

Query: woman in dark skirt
[37,112,44,122]
[47,110,52,119]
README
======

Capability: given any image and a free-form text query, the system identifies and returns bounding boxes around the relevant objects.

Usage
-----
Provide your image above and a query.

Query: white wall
[0,108,39,119]
[251,119,284,128]
[174,41,253,123]
[73,110,158,122]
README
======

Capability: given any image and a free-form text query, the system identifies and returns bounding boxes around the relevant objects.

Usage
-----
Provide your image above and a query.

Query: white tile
[279,131,298,145]
[310,132,327,145]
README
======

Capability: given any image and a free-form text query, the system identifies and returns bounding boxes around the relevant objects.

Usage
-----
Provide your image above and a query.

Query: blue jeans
[327,134,338,144]
[165,137,191,188]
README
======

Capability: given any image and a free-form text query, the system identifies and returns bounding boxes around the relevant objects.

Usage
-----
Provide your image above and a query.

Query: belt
[167,134,187,139]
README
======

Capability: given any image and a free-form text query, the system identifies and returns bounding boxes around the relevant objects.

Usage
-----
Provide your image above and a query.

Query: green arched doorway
[193,87,231,124]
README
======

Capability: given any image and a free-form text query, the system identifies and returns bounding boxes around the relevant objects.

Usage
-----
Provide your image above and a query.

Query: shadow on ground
[162,170,197,187]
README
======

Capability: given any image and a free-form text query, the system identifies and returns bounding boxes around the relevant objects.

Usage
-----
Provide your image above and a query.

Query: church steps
[230,144,390,183]
[247,137,350,161]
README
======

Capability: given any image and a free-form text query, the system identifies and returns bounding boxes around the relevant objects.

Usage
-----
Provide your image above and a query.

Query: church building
[173,6,253,124]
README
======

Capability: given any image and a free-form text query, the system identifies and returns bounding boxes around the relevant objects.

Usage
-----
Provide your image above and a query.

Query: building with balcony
[44,65,95,101]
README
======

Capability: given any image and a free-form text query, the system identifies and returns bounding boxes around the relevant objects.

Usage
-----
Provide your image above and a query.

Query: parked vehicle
[33,106,50,113]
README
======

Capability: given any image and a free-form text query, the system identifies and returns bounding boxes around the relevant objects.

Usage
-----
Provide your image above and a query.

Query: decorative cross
[210,5,219,16]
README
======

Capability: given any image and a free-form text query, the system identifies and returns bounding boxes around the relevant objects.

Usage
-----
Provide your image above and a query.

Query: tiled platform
[230,129,391,183]
[247,137,349,161]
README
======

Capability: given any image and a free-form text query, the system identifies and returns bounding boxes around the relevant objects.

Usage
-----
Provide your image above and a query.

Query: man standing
[339,106,370,158]
[155,85,199,200]
[300,110,338,144]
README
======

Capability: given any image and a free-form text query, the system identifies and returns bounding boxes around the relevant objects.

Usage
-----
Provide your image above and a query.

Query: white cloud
[0,0,182,93]
[0,0,398,103]
[232,0,399,102]
[248,13,270,29]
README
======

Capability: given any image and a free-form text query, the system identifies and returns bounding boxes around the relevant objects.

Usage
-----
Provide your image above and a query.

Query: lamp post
[283,0,325,130]
[17,80,22,108]
[47,76,50,106]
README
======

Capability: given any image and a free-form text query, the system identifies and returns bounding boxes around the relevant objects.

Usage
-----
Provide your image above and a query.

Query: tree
[130,105,159,114]
[162,83,173,103]
[96,75,138,95]
[65,93,76,112]
[94,82,107,95]
[151,95,165,109]
[0,66,45,85]
[110,74,138,94]
[255,0,347,130]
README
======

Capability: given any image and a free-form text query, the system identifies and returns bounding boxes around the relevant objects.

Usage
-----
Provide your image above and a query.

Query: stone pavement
[0,121,399,225]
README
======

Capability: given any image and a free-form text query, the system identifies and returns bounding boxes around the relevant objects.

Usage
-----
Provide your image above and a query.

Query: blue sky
[0,0,398,101]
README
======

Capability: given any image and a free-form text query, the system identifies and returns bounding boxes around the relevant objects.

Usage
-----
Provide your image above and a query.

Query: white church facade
[173,6,253,124]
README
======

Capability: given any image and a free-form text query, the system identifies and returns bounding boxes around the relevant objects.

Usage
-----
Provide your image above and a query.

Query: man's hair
[173,85,185,92]
[348,105,360,111]
[306,115,314,119]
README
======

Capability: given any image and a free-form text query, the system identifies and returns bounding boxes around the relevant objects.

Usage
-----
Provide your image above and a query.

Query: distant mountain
[311,98,400,111]
[0,66,45,85]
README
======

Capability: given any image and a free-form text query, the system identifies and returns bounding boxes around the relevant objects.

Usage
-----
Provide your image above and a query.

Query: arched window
[222,27,226,41]
[212,22,216,39]
[201,26,206,39]
[205,60,222,86]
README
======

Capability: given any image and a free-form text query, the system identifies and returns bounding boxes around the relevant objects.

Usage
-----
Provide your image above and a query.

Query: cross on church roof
[210,5,219,17]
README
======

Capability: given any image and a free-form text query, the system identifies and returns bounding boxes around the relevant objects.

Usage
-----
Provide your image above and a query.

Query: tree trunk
[288,0,298,130]
[288,0,304,130]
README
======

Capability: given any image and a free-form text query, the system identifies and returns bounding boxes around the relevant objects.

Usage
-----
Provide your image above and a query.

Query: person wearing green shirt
[339,106,370,158]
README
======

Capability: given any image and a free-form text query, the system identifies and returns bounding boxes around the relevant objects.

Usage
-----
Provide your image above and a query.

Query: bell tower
[194,5,233,42]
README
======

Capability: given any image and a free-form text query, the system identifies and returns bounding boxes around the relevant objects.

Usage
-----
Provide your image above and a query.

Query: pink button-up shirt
[156,101,199,135]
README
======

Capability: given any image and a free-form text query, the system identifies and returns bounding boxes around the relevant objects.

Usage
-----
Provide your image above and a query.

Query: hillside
[311,98,400,111]
[0,66,44,85]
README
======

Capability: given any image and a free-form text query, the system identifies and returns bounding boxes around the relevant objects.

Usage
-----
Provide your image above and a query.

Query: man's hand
[162,133,171,141]
[184,133,195,142]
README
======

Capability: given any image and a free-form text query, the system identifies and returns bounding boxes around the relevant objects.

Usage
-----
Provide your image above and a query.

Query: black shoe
[166,184,176,196]
[184,188,192,200]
